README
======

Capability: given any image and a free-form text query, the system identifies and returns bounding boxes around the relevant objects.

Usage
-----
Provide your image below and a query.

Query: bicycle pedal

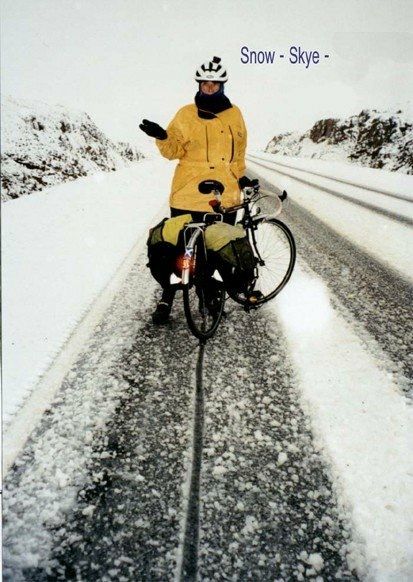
[247,290,263,304]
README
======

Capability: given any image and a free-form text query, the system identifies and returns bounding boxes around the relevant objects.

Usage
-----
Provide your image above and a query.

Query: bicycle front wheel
[249,218,296,305]
[183,246,225,341]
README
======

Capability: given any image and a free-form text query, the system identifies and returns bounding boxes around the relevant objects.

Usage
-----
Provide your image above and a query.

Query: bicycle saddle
[198,180,225,195]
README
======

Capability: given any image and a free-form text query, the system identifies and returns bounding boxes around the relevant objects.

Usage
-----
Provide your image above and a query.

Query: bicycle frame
[182,223,211,285]
[181,186,287,287]
[181,211,225,285]
[232,189,282,271]
[180,183,295,336]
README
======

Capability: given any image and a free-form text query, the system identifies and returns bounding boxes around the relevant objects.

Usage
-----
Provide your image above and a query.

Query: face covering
[195,83,232,115]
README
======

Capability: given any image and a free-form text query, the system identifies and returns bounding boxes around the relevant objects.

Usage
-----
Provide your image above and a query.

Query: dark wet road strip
[249,158,413,227]
[249,168,413,397]
[4,253,359,581]
[179,342,205,581]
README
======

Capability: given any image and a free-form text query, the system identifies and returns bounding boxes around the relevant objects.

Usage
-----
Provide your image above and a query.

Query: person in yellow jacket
[140,56,251,324]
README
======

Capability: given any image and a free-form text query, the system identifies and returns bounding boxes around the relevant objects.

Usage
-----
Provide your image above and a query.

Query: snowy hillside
[0,95,144,201]
[265,109,413,174]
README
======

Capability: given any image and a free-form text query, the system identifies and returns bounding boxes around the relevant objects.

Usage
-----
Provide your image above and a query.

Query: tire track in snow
[196,308,357,580]
[3,252,197,581]
[179,342,205,581]
[31,312,198,580]
[248,158,413,227]
[247,153,413,203]
[4,246,357,580]
[250,169,413,396]
[3,253,159,581]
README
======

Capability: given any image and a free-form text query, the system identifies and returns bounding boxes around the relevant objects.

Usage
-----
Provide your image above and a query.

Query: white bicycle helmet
[195,56,228,83]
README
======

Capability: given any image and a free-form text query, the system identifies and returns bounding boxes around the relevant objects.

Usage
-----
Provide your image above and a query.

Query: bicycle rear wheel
[250,218,296,305]
[183,242,225,341]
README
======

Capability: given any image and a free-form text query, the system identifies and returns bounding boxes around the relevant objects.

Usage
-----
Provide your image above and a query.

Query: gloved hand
[139,119,167,140]
[238,176,259,189]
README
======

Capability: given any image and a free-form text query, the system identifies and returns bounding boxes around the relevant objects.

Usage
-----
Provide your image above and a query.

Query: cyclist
[140,56,252,324]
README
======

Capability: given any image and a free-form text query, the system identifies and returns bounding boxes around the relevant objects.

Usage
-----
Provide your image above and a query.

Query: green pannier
[147,214,192,247]
[147,216,256,294]
[204,223,256,272]
[146,215,191,287]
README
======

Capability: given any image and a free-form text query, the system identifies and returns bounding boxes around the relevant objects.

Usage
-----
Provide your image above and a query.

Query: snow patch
[272,265,413,580]
[3,159,172,433]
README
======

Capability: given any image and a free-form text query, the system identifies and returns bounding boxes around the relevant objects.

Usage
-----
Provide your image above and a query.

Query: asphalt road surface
[8,171,411,579]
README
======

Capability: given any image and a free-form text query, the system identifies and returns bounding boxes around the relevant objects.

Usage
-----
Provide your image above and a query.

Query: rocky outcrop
[265,109,413,174]
[1,96,144,202]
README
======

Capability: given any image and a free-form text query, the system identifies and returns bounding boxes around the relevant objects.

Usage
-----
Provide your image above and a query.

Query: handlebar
[208,185,287,215]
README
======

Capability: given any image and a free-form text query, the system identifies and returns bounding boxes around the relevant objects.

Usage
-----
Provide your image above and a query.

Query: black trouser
[170,207,237,225]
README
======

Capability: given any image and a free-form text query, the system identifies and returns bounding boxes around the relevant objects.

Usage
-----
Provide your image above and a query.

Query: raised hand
[139,119,167,140]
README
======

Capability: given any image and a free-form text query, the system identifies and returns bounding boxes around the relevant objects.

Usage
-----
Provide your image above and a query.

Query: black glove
[139,119,167,140]
[238,176,259,189]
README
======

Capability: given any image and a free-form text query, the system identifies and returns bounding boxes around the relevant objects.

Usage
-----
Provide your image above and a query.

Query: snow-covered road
[247,154,413,284]
[3,158,412,580]
[3,252,356,581]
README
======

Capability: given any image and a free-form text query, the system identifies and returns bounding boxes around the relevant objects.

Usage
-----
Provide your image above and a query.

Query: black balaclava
[195,82,232,118]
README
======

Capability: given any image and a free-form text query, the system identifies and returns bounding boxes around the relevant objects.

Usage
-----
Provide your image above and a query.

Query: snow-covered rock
[265,109,413,174]
[1,95,144,201]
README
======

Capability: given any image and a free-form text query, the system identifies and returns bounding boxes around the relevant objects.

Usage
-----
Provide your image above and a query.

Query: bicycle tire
[183,240,226,341]
[230,218,296,307]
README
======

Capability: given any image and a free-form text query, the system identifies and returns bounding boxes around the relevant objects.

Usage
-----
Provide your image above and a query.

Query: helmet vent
[195,56,228,82]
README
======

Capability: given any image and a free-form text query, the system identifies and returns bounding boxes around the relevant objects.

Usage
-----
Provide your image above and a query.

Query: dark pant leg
[170,207,236,225]
[147,242,177,289]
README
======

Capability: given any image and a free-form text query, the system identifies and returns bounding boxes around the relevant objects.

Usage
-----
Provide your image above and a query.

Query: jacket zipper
[229,126,234,162]
[205,127,209,162]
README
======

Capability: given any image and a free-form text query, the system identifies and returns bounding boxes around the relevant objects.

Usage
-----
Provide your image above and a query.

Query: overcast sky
[2,0,412,150]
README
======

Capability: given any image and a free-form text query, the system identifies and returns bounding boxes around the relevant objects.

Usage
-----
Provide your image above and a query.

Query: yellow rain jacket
[156,104,247,212]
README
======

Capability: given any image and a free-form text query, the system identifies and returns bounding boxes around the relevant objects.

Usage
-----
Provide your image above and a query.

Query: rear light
[176,252,196,274]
